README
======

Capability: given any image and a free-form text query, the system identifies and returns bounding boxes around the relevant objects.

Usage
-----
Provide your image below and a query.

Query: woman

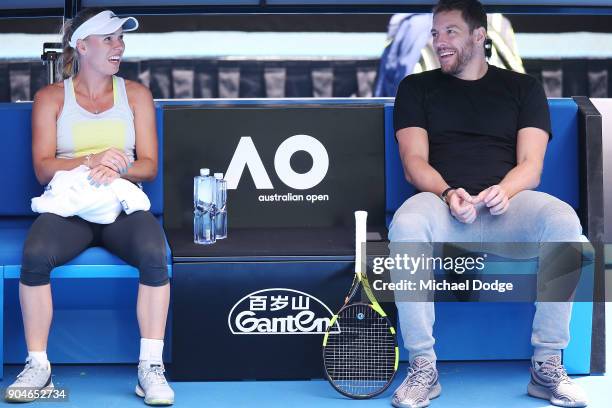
[4,9,174,406]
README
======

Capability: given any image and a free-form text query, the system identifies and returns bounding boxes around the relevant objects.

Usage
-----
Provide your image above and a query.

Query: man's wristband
[440,187,455,204]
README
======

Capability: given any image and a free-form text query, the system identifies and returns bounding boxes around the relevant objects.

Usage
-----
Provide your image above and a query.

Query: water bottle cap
[214,172,224,179]
[200,168,210,176]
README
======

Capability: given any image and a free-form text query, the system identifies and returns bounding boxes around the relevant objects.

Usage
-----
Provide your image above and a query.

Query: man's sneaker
[528,355,588,407]
[135,361,174,406]
[4,357,53,403]
[392,357,441,408]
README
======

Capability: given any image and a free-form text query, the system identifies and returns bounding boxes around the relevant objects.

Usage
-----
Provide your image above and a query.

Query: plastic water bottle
[193,168,209,209]
[213,172,227,239]
[194,168,216,245]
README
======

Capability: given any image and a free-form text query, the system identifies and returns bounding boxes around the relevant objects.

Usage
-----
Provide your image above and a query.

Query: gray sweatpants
[388,190,582,364]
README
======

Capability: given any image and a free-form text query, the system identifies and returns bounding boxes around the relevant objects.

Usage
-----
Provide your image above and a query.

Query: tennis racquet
[322,210,399,399]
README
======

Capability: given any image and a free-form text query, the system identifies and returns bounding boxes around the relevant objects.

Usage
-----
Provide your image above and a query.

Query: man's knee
[389,212,433,242]
[539,200,582,241]
[389,193,444,242]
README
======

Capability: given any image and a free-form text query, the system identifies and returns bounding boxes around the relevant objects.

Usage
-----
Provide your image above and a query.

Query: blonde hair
[59,8,104,80]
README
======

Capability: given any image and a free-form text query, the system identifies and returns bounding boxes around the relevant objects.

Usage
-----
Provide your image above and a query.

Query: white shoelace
[142,364,168,386]
[395,360,436,401]
[406,365,436,388]
[540,360,571,385]
[15,360,46,385]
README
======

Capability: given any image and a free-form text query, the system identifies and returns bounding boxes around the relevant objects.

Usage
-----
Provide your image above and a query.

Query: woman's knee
[20,242,54,286]
[135,241,169,286]
[139,267,169,287]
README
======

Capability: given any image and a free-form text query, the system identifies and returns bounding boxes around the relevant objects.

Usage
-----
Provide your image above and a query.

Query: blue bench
[0,103,172,378]
[0,97,603,381]
[384,98,604,375]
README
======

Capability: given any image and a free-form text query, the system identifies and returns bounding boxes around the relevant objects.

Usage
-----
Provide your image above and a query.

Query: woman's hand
[87,164,120,187]
[88,148,131,174]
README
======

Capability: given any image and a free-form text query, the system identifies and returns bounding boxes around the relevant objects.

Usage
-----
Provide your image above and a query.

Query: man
[374,12,523,98]
[389,1,588,407]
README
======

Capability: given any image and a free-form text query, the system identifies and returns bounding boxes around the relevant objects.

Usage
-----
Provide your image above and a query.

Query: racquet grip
[354,211,368,273]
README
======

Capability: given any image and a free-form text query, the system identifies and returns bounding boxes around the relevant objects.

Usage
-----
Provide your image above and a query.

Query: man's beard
[440,40,474,76]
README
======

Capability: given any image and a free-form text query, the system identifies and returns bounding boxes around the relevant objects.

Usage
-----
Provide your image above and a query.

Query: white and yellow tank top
[56,76,135,161]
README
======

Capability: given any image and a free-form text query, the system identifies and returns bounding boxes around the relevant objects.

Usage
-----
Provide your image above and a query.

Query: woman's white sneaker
[135,361,174,406]
[4,357,53,402]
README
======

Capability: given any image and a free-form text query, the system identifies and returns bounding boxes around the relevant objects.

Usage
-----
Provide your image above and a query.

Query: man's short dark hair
[433,0,488,32]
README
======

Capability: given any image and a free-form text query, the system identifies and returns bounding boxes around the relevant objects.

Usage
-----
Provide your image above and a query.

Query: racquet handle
[355,211,368,274]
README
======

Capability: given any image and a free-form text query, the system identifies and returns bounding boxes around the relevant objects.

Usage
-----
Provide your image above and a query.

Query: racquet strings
[324,303,396,397]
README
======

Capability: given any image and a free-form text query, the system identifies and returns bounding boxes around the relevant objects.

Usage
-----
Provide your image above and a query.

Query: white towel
[31,165,151,224]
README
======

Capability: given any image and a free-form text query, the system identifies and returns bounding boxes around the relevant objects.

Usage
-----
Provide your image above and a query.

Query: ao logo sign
[228,288,340,335]
[225,135,329,190]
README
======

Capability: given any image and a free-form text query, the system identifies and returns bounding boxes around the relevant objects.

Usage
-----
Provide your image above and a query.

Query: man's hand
[448,188,478,224]
[477,185,509,215]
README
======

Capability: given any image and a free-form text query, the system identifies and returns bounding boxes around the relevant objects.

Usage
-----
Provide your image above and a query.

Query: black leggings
[20,211,169,287]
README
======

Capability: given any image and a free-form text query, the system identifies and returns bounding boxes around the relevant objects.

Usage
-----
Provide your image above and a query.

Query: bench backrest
[0,103,164,216]
[0,98,580,224]
[384,98,580,224]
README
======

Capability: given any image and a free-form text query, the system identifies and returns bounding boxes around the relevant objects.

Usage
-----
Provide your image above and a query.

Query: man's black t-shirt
[393,65,551,195]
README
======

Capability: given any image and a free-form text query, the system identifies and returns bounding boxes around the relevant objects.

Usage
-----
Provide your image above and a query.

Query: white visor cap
[69,10,138,48]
